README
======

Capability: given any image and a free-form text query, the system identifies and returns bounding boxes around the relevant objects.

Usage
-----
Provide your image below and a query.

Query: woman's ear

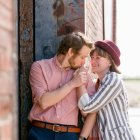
[108,59,112,67]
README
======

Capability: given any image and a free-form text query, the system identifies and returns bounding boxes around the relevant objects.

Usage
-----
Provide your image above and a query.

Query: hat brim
[95,41,120,66]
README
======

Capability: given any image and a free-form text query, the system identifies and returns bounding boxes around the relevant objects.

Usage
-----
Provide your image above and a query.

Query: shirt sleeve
[29,61,48,103]
[78,73,122,113]
[78,93,90,110]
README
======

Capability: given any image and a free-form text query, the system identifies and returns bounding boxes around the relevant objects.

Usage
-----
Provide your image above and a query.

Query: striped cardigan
[78,72,136,140]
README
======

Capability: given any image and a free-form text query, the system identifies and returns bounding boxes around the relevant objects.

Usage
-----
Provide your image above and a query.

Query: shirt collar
[53,55,71,71]
[100,71,111,85]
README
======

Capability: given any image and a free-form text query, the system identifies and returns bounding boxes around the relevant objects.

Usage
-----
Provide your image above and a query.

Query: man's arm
[30,62,88,109]
[39,76,85,109]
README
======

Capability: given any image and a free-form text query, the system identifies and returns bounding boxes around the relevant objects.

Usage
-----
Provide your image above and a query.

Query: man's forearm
[77,85,87,99]
[38,71,87,109]
[39,80,75,109]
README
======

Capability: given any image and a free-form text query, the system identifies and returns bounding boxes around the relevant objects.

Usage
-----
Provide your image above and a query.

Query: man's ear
[67,48,74,57]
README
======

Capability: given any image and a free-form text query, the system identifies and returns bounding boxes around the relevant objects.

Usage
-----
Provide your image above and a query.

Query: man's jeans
[28,126,79,140]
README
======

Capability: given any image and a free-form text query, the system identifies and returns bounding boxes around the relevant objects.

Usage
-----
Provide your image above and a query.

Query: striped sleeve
[78,93,90,110]
[79,73,122,113]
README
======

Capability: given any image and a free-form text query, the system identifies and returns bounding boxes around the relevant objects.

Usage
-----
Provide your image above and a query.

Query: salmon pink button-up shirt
[29,56,95,126]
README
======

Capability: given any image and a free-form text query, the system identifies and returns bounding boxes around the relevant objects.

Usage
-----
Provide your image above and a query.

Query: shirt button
[58,105,60,108]
[57,115,60,118]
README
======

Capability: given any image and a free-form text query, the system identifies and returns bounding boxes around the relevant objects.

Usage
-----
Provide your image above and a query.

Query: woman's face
[90,51,111,75]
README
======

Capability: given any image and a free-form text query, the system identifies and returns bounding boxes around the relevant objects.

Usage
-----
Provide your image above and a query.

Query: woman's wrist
[79,136,87,140]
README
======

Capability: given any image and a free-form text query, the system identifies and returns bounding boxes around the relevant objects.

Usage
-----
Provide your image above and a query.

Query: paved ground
[129,108,140,140]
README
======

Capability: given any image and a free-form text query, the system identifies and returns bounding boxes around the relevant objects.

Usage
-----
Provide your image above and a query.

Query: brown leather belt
[31,120,81,133]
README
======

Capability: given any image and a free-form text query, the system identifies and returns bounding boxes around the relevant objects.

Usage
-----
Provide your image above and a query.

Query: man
[28,32,95,140]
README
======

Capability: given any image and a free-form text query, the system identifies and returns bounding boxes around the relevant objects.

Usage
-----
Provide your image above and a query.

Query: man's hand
[71,71,87,87]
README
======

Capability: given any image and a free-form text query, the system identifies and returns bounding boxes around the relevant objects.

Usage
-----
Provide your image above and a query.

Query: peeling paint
[35,0,84,60]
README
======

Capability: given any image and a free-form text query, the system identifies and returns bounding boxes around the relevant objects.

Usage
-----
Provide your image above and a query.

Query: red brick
[0,0,17,140]
[0,3,13,31]
[0,116,12,140]
[0,50,12,71]
[0,96,12,117]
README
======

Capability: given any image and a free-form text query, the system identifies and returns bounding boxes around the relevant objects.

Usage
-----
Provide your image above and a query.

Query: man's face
[68,45,91,70]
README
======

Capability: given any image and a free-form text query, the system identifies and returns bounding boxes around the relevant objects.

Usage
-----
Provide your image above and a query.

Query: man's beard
[68,56,80,70]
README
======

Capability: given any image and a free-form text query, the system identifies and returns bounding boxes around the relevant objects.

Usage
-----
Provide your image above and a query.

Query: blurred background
[117,0,140,139]
[105,0,140,139]
[0,0,140,140]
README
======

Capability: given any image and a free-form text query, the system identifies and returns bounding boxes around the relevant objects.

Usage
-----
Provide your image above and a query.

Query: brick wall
[85,0,104,41]
[0,0,17,140]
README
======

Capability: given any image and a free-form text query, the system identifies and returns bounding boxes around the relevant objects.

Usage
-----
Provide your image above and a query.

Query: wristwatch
[79,136,87,140]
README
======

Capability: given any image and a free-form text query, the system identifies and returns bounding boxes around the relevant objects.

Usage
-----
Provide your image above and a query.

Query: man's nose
[82,59,86,65]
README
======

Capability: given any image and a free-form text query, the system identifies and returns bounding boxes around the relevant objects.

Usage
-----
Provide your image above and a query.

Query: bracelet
[79,136,87,140]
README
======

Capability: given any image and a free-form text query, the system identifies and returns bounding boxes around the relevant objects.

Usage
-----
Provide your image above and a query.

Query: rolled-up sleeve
[29,61,48,103]
[78,93,90,110]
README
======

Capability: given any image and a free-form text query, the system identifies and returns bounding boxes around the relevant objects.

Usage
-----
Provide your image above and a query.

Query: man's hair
[57,32,93,55]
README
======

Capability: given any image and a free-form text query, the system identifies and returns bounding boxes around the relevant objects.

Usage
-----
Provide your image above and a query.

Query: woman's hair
[90,47,121,74]
[57,32,93,55]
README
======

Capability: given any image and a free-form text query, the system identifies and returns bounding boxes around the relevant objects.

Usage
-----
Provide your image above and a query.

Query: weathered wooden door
[20,1,84,140]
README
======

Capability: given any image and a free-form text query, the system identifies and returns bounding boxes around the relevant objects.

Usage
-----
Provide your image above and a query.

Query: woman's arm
[77,86,97,139]
[78,73,122,113]
[80,113,97,139]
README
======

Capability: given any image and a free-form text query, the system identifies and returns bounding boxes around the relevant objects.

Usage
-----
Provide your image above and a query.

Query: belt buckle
[52,124,60,132]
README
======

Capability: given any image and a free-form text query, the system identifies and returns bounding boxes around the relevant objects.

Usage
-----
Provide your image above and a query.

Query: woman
[78,40,136,140]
